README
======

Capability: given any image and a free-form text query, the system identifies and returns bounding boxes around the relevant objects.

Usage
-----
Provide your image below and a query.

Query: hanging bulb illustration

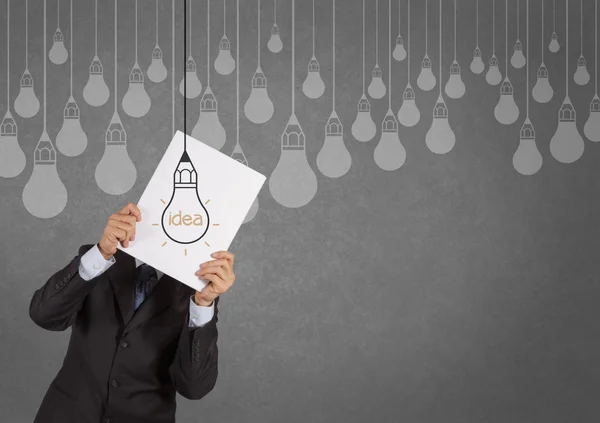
[122,63,151,118]
[49,28,68,65]
[179,56,203,98]
[494,78,520,125]
[0,111,26,178]
[231,143,259,223]
[22,131,68,218]
[486,55,502,85]
[95,112,137,195]
[470,46,485,74]
[513,118,542,176]
[550,98,585,163]
[532,63,553,103]
[160,151,210,244]
[269,115,318,208]
[548,32,560,53]
[510,39,526,68]
[393,35,407,61]
[147,45,168,83]
[56,96,87,157]
[417,54,436,91]
[214,35,236,75]
[374,110,406,171]
[445,60,465,99]
[351,94,376,142]
[397,83,420,127]
[302,56,325,99]
[83,56,110,107]
[192,87,227,150]
[317,111,351,178]
[368,64,386,99]
[14,70,40,118]
[574,55,590,85]
[244,67,274,124]
[426,95,455,154]
[268,24,283,53]
[584,94,600,142]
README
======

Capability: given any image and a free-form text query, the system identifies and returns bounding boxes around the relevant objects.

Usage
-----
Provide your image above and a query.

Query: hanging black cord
[183,0,187,151]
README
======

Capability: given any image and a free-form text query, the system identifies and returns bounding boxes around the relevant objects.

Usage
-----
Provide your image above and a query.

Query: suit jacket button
[104,418,110,423]
[120,340,129,348]
[111,379,119,388]
[54,283,59,289]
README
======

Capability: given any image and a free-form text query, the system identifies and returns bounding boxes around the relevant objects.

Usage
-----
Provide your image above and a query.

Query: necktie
[134,263,159,311]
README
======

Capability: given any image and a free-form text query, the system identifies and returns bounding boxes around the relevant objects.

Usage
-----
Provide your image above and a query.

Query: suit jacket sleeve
[29,244,98,331]
[169,295,220,400]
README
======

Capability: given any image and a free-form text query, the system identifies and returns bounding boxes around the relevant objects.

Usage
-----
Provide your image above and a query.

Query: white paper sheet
[117,131,266,291]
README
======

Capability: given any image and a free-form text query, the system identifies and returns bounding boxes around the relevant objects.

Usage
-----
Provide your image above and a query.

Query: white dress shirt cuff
[188,296,214,328]
[79,244,116,281]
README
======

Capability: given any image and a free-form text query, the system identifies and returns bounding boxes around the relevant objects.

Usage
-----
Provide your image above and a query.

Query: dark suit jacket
[29,244,220,423]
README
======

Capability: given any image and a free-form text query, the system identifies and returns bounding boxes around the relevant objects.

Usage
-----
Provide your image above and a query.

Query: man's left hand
[194,251,236,307]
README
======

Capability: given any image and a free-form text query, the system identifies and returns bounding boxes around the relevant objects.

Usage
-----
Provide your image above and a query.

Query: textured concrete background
[2,0,600,422]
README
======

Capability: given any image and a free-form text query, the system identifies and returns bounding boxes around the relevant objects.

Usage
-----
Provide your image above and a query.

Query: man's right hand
[98,203,142,260]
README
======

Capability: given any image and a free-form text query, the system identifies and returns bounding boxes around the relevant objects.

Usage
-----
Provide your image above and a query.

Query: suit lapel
[107,249,137,326]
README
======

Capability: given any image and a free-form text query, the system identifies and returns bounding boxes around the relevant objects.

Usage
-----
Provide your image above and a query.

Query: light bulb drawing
[56,0,87,157]
[549,0,560,53]
[368,0,387,99]
[398,0,420,127]
[486,0,503,85]
[179,0,202,98]
[533,0,554,103]
[245,0,274,124]
[470,0,485,74]
[352,0,377,142]
[583,0,600,142]
[1,0,26,179]
[302,0,325,99]
[375,0,406,171]
[510,0,526,69]
[214,0,235,76]
[269,0,318,208]
[147,0,168,83]
[514,0,542,176]
[193,0,226,151]
[550,0,585,163]
[494,0,520,125]
[83,0,110,107]
[23,0,68,219]
[96,0,137,195]
[393,0,406,62]
[417,0,436,91]
[445,0,465,99]
[122,0,151,118]
[14,0,40,118]
[232,0,259,224]
[267,0,283,53]
[574,0,590,86]
[425,0,455,155]
[317,0,352,178]
[49,0,68,65]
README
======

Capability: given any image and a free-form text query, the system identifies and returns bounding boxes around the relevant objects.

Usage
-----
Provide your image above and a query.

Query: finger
[195,265,229,281]
[210,250,234,265]
[119,203,142,222]
[110,228,128,244]
[108,221,135,243]
[199,258,231,270]
[199,274,227,294]
[111,214,137,227]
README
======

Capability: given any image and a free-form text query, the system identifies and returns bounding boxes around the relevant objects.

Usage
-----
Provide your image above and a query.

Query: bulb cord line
[439,0,442,96]
[425,0,428,53]
[407,0,410,80]
[476,0,479,46]
[312,0,315,55]
[541,0,544,61]
[292,0,295,114]
[94,0,98,54]
[505,0,508,75]
[114,0,117,112]
[566,0,569,97]
[184,0,187,150]
[188,0,191,57]
[376,0,379,64]
[492,0,495,55]
[44,0,47,130]
[274,0,276,25]
[172,0,174,136]
[595,0,598,93]
[517,0,520,40]
[581,0,583,54]
[155,0,158,45]
[553,0,556,31]
[207,0,210,87]
[362,0,365,92]
[453,0,456,60]
[398,0,401,34]
[26,0,29,68]
[70,0,72,95]
[333,0,335,110]
[57,0,60,28]
[135,0,138,62]
[224,0,226,35]
[7,0,10,106]
[526,0,529,116]
[236,0,239,145]
[256,0,260,68]
[388,0,391,109]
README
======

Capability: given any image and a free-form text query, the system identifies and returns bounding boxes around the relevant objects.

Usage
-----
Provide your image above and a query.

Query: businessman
[29,203,236,423]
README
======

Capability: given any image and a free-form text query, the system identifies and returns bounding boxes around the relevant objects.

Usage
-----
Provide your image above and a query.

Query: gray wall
[1,0,600,422]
